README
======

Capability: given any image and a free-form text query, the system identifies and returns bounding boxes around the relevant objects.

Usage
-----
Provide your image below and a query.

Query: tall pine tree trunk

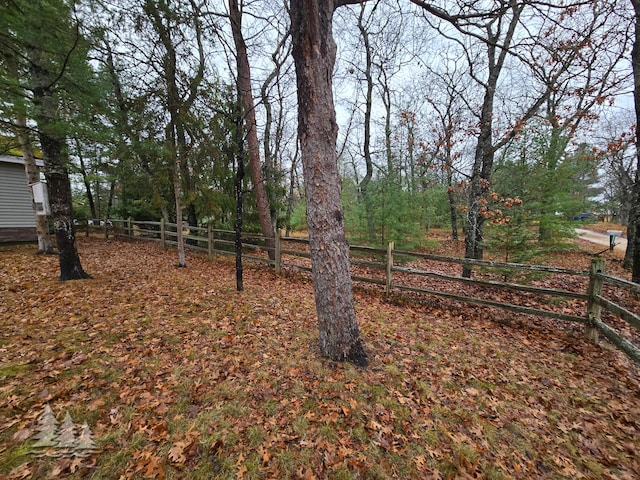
[290,0,367,366]
[32,81,89,280]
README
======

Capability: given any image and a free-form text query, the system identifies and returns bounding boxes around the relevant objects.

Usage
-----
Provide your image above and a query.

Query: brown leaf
[8,462,32,480]
[143,455,165,479]
[168,441,188,464]
[12,428,34,442]
[49,458,71,478]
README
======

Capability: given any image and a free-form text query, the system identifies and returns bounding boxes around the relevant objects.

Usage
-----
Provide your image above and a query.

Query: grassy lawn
[0,237,639,479]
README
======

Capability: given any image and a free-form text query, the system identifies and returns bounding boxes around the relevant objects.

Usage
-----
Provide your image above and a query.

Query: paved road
[575,228,628,250]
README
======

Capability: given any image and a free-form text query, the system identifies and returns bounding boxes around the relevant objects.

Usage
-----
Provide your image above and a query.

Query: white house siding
[0,159,37,241]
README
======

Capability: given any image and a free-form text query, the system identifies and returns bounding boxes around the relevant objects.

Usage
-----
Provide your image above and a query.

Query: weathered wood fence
[82,218,640,364]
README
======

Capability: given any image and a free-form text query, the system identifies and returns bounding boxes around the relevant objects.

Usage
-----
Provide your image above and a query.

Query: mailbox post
[606,230,622,251]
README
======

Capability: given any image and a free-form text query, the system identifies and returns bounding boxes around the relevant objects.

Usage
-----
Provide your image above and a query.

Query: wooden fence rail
[81,219,640,364]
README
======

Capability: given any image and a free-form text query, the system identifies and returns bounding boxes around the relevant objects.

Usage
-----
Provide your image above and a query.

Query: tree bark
[260,24,290,229]
[15,116,55,254]
[357,4,374,197]
[32,82,90,280]
[145,0,207,267]
[624,221,635,271]
[356,4,376,240]
[3,48,55,254]
[447,167,458,241]
[75,141,97,219]
[234,93,245,292]
[629,0,639,277]
[229,0,276,261]
[461,4,523,277]
[290,0,367,366]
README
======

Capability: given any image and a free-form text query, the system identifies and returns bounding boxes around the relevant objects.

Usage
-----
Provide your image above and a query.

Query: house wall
[0,161,37,242]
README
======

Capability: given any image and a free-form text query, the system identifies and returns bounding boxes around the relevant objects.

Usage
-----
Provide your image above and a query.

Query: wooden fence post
[275,229,282,275]
[208,224,213,260]
[128,217,133,238]
[103,219,109,239]
[386,241,394,295]
[586,258,605,342]
[160,218,166,249]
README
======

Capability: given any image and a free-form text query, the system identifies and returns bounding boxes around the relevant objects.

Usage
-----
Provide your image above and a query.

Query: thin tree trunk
[447,167,458,241]
[260,30,288,212]
[357,4,374,197]
[462,21,509,278]
[75,141,97,219]
[146,0,205,267]
[234,93,245,292]
[4,49,54,254]
[173,158,187,268]
[357,4,376,240]
[380,70,393,175]
[624,221,635,270]
[106,179,115,218]
[630,0,640,282]
[285,146,299,238]
[229,0,276,261]
[291,0,367,366]
[15,116,55,254]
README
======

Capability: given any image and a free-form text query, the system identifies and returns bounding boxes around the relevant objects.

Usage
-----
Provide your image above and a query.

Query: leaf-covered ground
[1,237,639,479]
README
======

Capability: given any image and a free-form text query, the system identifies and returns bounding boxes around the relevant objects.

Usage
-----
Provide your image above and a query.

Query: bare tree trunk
[447,166,458,241]
[33,83,90,280]
[629,1,639,278]
[3,49,55,254]
[380,69,393,175]
[291,0,367,366]
[625,221,635,270]
[15,116,54,254]
[356,4,376,240]
[285,150,299,238]
[229,0,276,261]
[145,0,206,267]
[234,93,245,292]
[75,141,97,219]
[173,158,187,268]
[260,23,290,233]
[357,4,374,197]
[28,28,89,280]
[461,5,523,277]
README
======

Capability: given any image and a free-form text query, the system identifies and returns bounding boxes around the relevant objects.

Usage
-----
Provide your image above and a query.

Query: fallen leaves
[0,237,639,479]
[8,462,32,480]
[167,430,200,465]
[129,449,166,479]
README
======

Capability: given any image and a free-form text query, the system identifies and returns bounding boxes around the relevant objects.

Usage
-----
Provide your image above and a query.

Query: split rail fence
[82,218,640,365]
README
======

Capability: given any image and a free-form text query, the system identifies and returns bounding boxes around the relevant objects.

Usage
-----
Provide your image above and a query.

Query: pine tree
[74,422,99,457]
[30,406,100,459]
[31,405,59,454]
[56,412,77,455]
